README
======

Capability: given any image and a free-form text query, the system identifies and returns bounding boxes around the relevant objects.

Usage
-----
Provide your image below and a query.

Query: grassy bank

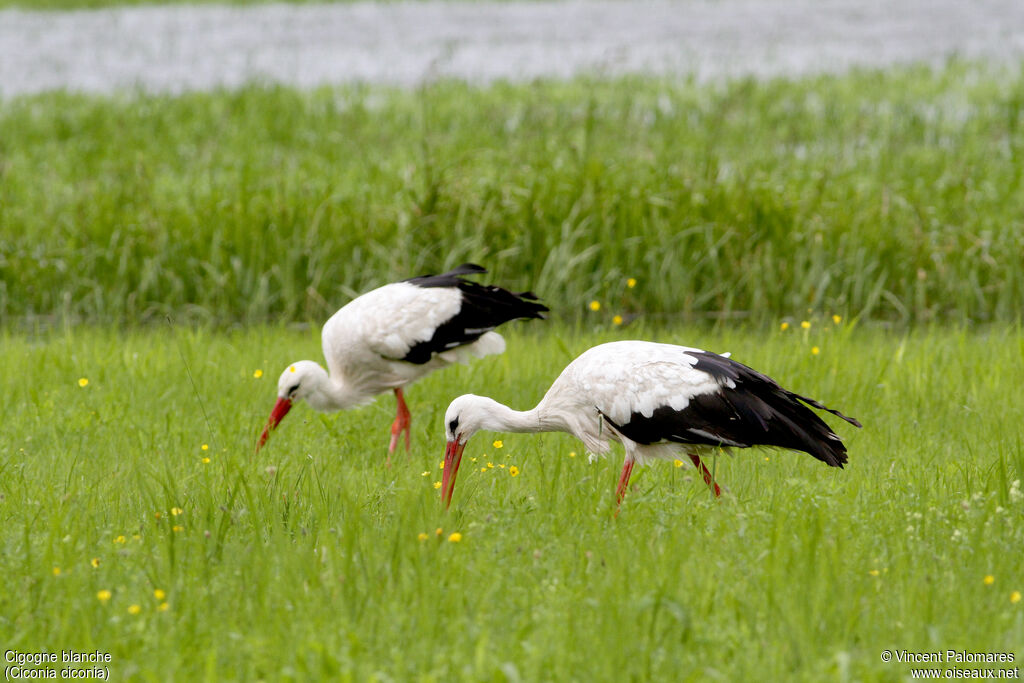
[2,65,1023,327]
[0,323,1021,679]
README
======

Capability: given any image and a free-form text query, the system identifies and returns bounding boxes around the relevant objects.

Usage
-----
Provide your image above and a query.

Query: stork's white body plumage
[441,340,861,508]
[317,282,506,403]
[539,342,728,461]
[257,264,546,455]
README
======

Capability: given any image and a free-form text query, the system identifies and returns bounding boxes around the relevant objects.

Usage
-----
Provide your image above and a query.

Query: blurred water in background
[1,0,1024,95]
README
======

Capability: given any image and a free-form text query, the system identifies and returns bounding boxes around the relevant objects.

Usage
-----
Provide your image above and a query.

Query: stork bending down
[257,264,547,460]
[441,340,861,509]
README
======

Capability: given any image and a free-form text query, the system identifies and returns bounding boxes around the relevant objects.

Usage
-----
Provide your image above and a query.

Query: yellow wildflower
[421,471,430,477]
[158,602,170,612]
[801,321,811,329]
[869,569,880,577]
[172,525,183,532]
[435,528,443,536]
[78,378,89,387]
[589,300,601,312]
[811,346,820,355]
[171,507,183,516]
[569,451,577,458]
[493,440,503,449]
[96,590,112,603]
[52,567,62,576]
[433,481,442,489]
[509,466,519,477]
[90,558,100,568]
[832,315,842,324]
[673,459,684,468]
[1011,591,1021,604]
[201,444,209,451]
[201,457,210,464]
[417,532,429,542]
[448,532,462,543]
[114,535,126,544]
[612,315,623,326]
[626,278,637,289]
[984,575,995,585]
[153,589,166,601]
[253,369,263,378]
[780,322,789,331]
[487,462,494,469]
[127,604,141,615]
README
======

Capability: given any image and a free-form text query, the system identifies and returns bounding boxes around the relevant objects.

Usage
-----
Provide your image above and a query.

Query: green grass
[3,64,1024,328]
[1,323,1021,680]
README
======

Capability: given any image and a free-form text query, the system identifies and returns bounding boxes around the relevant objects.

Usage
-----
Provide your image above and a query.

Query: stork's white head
[444,394,504,444]
[275,360,326,403]
[256,360,328,452]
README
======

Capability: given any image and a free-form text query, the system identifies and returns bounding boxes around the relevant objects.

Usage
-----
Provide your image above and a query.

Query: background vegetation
[3,65,1023,329]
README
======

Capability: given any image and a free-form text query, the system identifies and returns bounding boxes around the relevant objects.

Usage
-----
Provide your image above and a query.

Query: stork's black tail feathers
[406,263,548,320]
[789,391,863,429]
[399,264,548,364]
[426,263,487,279]
[679,351,861,469]
[755,388,858,468]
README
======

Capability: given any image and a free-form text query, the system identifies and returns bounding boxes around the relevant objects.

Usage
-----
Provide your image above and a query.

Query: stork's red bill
[257,397,292,449]
[441,438,467,507]
[256,264,547,457]
[441,340,861,510]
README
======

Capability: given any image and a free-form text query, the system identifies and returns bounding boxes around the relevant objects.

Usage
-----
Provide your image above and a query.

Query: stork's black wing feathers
[400,264,548,364]
[403,263,487,287]
[604,351,860,468]
[689,352,861,428]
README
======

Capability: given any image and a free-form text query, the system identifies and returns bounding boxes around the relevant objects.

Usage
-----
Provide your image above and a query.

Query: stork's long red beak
[257,397,292,451]
[441,439,466,508]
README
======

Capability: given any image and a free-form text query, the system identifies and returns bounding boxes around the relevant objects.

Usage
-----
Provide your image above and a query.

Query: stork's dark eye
[287,384,300,397]
[448,417,459,433]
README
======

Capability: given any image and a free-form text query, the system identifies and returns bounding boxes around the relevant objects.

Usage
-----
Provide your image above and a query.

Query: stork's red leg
[688,453,722,497]
[388,388,412,459]
[615,458,636,513]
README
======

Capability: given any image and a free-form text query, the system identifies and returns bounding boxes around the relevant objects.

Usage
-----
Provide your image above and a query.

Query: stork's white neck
[449,394,609,456]
[468,396,577,437]
[477,402,546,434]
[304,372,370,413]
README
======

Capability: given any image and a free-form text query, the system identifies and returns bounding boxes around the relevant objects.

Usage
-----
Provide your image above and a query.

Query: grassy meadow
[2,60,1024,679]
[1,323,1022,680]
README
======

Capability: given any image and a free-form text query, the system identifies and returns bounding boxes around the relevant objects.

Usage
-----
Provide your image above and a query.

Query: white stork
[441,340,861,508]
[257,264,547,457]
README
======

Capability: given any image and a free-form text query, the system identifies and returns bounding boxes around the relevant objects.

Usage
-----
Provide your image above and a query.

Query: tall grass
[2,64,1023,328]
[0,323,1020,679]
